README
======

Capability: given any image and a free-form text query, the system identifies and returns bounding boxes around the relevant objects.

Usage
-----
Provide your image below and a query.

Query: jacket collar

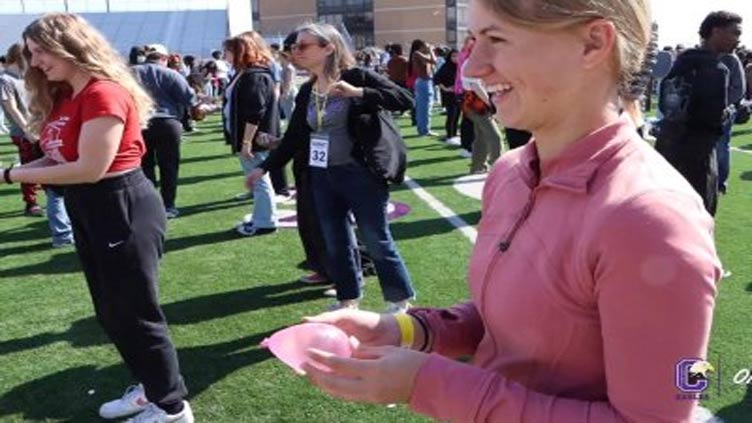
[516,116,637,194]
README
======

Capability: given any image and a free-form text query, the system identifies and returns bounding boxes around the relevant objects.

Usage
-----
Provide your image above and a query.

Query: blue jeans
[715,111,734,193]
[414,77,434,135]
[280,92,296,125]
[46,188,73,244]
[239,151,277,228]
[310,164,414,302]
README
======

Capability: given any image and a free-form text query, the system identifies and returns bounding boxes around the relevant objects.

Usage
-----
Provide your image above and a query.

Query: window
[447,29,457,45]
[457,4,468,28]
[446,6,456,27]
[252,0,259,30]
[318,0,373,49]
[321,14,344,25]
[446,0,469,47]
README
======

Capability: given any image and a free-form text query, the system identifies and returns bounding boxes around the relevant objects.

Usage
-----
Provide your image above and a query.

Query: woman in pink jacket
[301,0,722,422]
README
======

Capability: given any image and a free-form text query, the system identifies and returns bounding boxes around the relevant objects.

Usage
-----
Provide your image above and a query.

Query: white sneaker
[274,193,296,204]
[99,384,149,419]
[445,136,461,146]
[123,401,194,423]
[385,300,411,314]
[322,286,337,297]
[459,149,472,158]
[327,299,359,311]
[322,281,365,298]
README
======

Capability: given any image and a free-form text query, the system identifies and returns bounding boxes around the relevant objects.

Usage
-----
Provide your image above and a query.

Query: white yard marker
[403,176,477,243]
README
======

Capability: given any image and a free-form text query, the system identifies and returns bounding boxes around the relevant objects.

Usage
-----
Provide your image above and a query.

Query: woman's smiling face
[463,1,594,131]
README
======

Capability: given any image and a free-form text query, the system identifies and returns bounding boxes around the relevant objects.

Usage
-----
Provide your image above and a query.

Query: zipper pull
[496,191,537,253]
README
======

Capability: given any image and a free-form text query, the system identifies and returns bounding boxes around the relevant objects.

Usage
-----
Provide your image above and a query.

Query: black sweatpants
[142,118,182,209]
[655,143,718,216]
[655,121,719,216]
[64,169,187,411]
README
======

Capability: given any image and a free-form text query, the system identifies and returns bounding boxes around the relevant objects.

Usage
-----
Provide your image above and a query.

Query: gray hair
[295,22,357,80]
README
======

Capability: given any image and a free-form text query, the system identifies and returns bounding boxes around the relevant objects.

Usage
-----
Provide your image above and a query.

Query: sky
[1,1,751,48]
[0,0,224,14]
[653,0,752,48]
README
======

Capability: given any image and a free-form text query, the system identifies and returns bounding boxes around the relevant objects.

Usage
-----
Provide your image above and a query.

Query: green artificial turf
[0,114,750,422]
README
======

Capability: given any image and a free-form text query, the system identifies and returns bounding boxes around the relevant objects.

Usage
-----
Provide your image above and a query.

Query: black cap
[283,30,299,53]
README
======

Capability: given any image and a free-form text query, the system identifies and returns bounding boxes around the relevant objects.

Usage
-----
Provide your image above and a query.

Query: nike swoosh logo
[108,241,125,248]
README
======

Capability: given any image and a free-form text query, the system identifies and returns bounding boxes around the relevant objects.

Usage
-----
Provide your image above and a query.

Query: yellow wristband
[394,313,415,349]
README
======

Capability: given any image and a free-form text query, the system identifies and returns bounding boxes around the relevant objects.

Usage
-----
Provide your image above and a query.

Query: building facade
[256,0,468,49]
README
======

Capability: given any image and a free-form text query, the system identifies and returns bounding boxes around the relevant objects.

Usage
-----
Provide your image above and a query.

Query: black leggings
[65,169,187,412]
[444,93,460,138]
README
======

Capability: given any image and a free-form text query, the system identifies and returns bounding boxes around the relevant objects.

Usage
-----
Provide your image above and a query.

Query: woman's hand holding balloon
[302,344,428,404]
[300,310,431,404]
[303,309,401,348]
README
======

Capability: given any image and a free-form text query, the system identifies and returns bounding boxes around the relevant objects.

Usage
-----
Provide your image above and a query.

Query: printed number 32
[312,151,327,162]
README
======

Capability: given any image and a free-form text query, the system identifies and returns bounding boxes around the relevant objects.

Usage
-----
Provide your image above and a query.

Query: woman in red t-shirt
[0,13,193,423]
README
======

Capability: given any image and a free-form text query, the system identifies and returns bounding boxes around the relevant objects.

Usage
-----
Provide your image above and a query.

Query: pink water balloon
[261,322,354,373]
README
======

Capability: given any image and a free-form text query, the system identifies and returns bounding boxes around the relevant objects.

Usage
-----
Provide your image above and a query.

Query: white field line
[403,176,477,243]
[403,146,752,243]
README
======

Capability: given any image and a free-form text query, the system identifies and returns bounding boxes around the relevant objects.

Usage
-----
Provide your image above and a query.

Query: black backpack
[734,101,751,125]
[659,49,730,133]
[347,68,410,184]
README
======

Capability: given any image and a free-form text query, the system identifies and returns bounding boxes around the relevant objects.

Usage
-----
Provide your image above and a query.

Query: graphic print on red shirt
[38,79,146,173]
[39,116,71,164]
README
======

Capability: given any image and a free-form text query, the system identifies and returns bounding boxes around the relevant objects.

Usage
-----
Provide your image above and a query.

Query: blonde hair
[476,0,652,98]
[22,13,154,133]
[295,22,356,81]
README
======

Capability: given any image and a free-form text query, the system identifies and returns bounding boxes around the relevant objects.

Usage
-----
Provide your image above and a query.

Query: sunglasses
[291,42,326,53]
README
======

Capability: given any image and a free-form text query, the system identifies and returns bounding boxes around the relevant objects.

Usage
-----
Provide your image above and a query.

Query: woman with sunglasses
[1,13,192,422]
[299,1,721,422]
[247,22,416,313]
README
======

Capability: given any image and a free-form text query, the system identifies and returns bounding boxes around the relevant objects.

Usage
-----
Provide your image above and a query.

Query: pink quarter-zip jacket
[408,118,721,422]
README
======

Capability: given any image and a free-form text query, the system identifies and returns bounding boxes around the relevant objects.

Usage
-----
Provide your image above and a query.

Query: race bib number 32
[309,134,329,168]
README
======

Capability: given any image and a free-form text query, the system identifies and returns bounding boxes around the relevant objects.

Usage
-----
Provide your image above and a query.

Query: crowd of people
[0,0,749,422]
